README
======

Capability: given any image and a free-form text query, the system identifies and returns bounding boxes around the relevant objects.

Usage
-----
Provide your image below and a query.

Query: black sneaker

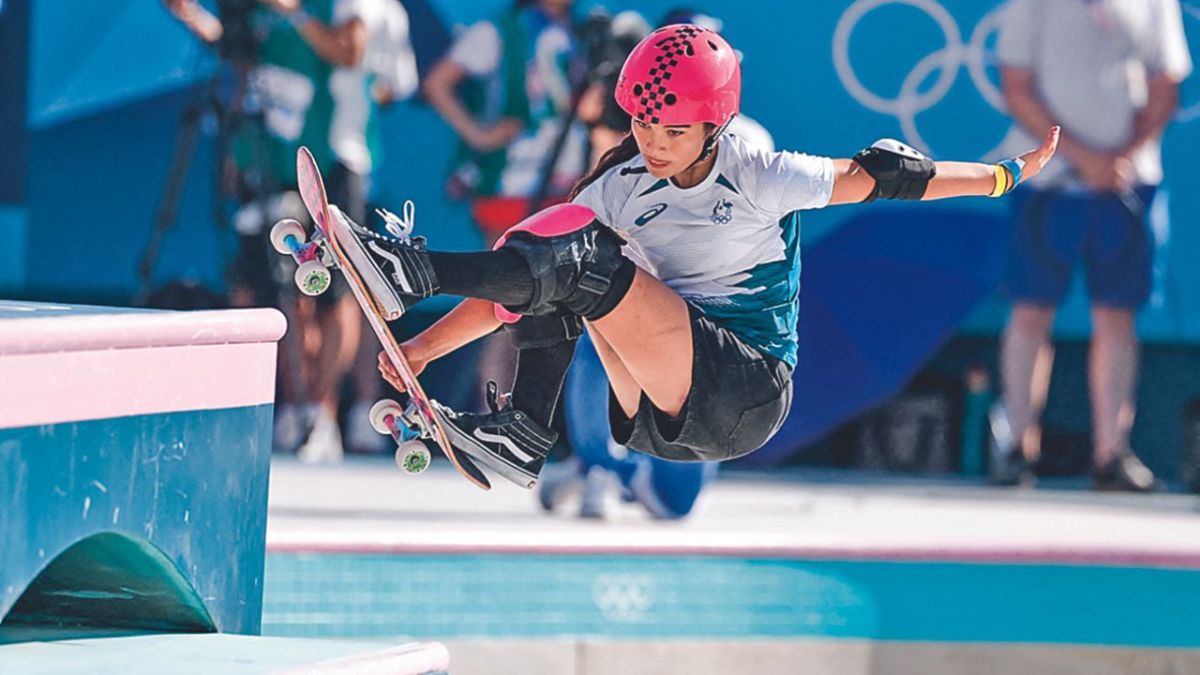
[1091,450,1163,493]
[328,203,439,319]
[987,403,1035,486]
[430,382,555,489]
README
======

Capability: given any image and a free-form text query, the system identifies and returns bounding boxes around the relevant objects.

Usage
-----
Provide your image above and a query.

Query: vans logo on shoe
[473,428,536,463]
[368,241,412,293]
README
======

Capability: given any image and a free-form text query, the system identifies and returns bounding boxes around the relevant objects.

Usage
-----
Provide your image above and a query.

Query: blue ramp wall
[0,303,284,637]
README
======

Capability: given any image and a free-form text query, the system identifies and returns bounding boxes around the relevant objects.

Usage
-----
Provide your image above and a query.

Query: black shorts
[608,304,793,462]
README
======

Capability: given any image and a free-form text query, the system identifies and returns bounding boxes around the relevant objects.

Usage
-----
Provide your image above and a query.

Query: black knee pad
[502,224,635,320]
[504,312,583,350]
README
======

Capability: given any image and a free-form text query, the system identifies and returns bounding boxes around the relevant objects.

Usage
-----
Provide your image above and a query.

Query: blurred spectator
[538,332,719,519]
[423,0,586,240]
[990,0,1192,491]
[574,9,652,166]
[422,0,587,412]
[166,0,418,461]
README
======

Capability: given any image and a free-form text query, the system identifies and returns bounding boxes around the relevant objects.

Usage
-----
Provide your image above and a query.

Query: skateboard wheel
[295,260,331,296]
[396,440,431,475]
[369,399,403,435]
[270,218,306,254]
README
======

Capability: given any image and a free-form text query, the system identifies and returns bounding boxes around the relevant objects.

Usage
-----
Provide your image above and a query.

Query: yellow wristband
[989,164,1008,198]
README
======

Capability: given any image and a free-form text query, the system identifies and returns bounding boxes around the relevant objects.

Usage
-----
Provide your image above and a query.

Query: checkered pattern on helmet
[633,25,707,124]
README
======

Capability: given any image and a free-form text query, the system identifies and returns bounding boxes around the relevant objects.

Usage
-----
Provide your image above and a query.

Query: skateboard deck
[290,146,491,490]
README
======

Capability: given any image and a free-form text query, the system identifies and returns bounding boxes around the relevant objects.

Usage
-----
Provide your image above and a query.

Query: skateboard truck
[369,398,434,475]
[269,146,492,490]
[270,218,333,296]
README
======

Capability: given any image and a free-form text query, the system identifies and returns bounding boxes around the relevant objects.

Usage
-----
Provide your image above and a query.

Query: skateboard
[270,146,491,490]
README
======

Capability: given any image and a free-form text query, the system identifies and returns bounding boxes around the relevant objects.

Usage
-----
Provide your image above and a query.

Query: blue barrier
[0,302,284,637]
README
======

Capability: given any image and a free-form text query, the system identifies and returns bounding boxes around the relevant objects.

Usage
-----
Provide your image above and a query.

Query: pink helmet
[615,24,741,127]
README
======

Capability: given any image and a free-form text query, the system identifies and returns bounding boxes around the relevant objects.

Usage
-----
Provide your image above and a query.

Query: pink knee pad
[493,203,598,324]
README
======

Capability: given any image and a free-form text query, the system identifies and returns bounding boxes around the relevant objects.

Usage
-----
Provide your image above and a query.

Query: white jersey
[573,134,835,366]
[996,0,1192,188]
[329,0,419,175]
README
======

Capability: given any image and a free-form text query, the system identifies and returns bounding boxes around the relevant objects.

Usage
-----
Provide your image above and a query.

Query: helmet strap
[689,115,736,169]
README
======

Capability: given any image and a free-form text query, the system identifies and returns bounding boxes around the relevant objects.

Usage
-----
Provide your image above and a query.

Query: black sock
[511,341,576,428]
[427,249,534,307]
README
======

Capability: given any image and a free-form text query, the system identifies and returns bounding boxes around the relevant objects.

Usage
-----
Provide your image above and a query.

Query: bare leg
[312,294,361,420]
[1089,305,1138,466]
[296,296,320,398]
[586,325,641,418]
[351,314,381,404]
[588,268,694,417]
[1001,303,1056,460]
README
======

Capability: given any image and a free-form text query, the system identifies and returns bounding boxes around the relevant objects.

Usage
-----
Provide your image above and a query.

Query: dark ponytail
[568,134,641,202]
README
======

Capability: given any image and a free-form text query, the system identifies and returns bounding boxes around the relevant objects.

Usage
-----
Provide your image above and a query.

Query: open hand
[1014,126,1060,184]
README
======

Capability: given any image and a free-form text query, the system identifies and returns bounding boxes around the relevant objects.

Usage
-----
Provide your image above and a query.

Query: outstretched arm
[379,298,502,392]
[828,126,1060,206]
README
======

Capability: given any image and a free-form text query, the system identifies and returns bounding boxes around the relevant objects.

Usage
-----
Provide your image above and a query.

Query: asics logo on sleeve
[634,203,668,226]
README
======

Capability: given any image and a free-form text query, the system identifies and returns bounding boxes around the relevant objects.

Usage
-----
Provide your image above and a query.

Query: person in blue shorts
[989,0,1192,491]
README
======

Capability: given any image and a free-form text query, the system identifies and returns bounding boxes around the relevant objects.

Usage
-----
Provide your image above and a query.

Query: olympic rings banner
[702,0,1200,342]
[12,0,1200,342]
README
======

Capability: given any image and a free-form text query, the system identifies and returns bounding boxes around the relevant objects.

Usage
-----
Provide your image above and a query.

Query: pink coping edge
[0,341,279,428]
[265,540,1200,569]
[0,308,286,356]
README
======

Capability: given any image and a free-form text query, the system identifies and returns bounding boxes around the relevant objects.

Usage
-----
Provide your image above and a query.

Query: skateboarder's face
[631,119,711,181]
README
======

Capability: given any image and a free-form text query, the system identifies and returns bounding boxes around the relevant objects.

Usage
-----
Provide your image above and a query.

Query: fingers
[377,351,407,392]
[1018,126,1062,182]
[1029,126,1059,163]
[1043,125,1061,156]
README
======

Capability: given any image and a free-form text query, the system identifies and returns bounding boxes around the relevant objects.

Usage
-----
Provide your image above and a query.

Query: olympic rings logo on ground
[833,0,1010,157]
[592,573,655,623]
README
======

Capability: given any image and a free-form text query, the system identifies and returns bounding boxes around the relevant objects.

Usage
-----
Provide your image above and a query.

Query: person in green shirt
[167,0,415,461]
[423,0,587,243]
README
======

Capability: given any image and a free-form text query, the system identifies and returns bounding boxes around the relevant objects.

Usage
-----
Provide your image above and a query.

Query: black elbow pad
[852,139,936,202]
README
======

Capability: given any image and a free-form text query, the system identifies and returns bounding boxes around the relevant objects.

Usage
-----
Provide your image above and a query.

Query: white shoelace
[376,200,416,241]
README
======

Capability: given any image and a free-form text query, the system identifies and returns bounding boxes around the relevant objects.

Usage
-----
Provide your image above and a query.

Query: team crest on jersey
[710,199,733,225]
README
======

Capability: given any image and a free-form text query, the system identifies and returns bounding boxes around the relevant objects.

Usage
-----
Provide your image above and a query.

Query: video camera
[577,9,650,130]
[578,10,646,85]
